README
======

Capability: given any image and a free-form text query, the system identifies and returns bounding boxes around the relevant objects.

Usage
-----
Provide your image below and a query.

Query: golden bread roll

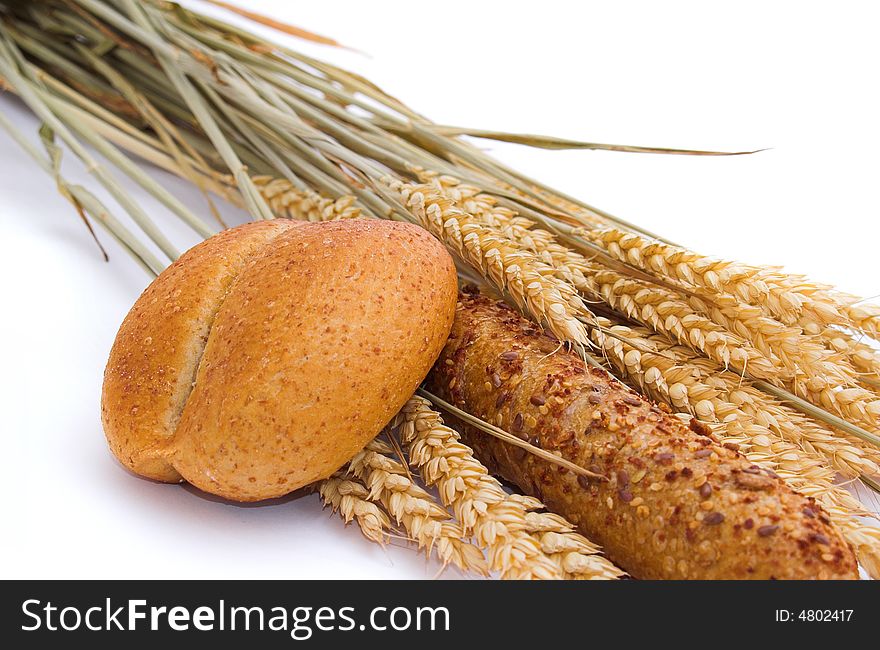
[427,290,859,579]
[102,219,457,501]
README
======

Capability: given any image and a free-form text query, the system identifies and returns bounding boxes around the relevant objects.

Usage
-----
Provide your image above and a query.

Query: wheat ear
[381,176,589,345]
[836,297,880,342]
[586,227,846,329]
[346,438,488,575]
[509,494,625,580]
[397,396,624,580]
[821,327,880,388]
[419,173,597,292]
[419,186,785,383]
[318,473,392,544]
[252,175,362,221]
[685,292,860,381]
[580,268,783,378]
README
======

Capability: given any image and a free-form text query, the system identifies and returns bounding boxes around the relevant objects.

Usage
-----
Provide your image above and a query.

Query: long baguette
[426,289,859,579]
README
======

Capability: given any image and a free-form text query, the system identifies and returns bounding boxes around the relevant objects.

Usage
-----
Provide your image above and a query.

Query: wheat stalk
[418,173,597,291]
[5,0,878,577]
[509,494,625,580]
[251,175,363,222]
[381,176,590,345]
[581,268,783,377]
[397,396,624,579]
[585,227,847,329]
[836,297,880,342]
[415,181,790,385]
[575,268,880,433]
[318,473,392,544]
[346,438,488,575]
[821,327,880,387]
[685,292,856,378]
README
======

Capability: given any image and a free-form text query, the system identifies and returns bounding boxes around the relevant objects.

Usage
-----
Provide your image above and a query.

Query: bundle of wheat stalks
[1,0,878,578]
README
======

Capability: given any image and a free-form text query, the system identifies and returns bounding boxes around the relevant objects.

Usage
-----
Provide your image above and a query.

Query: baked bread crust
[101,220,299,483]
[102,220,457,501]
[427,290,859,579]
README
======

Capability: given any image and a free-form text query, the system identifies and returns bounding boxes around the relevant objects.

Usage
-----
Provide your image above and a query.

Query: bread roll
[102,220,457,501]
[427,290,859,579]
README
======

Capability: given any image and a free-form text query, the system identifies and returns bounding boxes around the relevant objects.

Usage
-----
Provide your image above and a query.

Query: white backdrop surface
[1,0,878,579]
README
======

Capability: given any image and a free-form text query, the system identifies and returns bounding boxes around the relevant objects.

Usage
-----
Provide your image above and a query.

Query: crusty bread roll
[102,219,457,501]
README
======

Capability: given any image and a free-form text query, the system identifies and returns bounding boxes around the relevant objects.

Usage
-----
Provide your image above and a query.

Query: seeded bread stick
[426,290,859,579]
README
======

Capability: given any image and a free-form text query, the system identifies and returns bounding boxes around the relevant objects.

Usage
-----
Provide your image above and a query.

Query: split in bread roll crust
[102,220,457,501]
[101,220,299,483]
[427,289,859,579]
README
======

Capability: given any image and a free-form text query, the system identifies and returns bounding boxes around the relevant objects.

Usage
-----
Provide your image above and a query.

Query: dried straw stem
[346,438,488,575]
[397,397,623,579]
[381,176,589,345]
[318,473,392,544]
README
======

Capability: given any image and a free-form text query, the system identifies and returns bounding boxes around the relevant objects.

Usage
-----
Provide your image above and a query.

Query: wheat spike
[509,494,624,580]
[418,179,880,448]
[685,292,857,379]
[581,268,783,379]
[381,176,589,345]
[419,173,597,292]
[318,474,392,544]
[435,178,869,407]
[346,438,488,575]
[586,227,846,329]
[835,296,880,342]
[416,187,785,382]
[482,196,872,418]
[397,396,624,580]
[252,175,362,221]
[821,327,880,388]
[576,268,880,431]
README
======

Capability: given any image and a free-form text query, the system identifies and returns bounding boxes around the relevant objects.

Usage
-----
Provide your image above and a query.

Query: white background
[1,0,878,579]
